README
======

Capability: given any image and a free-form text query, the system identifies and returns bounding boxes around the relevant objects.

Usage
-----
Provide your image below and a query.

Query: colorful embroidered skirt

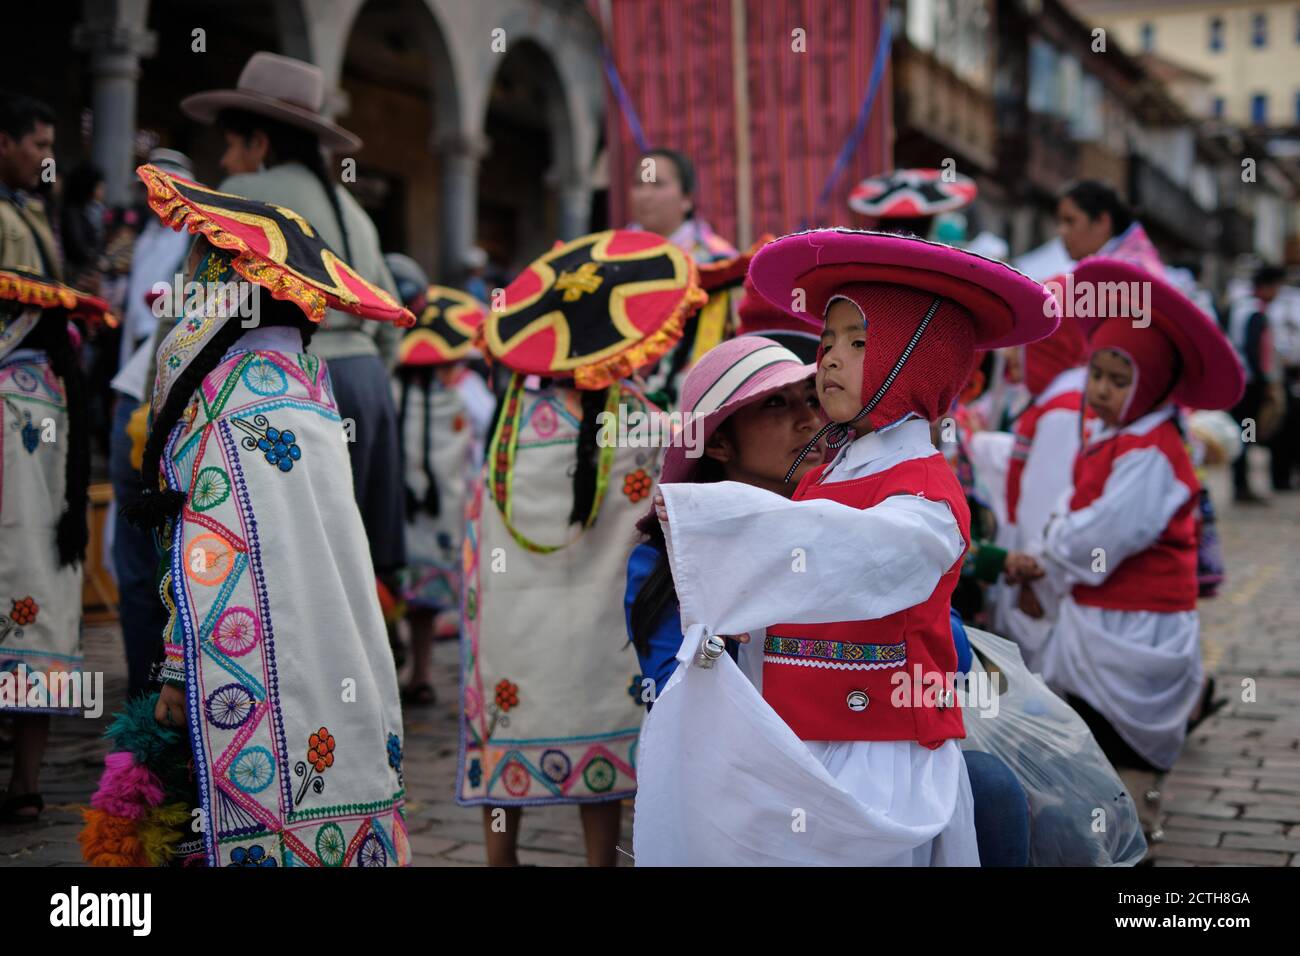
[0,354,82,714]
[457,380,656,806]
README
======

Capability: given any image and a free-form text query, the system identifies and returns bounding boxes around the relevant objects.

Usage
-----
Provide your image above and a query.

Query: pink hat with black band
[636,336,815,533]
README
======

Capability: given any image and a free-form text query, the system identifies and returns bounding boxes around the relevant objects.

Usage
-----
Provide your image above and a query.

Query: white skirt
[633,625,979,866]
[1041,598,1202,771]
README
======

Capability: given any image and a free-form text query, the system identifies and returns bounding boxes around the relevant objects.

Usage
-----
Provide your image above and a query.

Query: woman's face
[1085,348,1134,427]
[817,298,868,432]
[705,379,823,496]
[630,156,691,238]
[1056,196,1113,261]
[1002,346,1023,384]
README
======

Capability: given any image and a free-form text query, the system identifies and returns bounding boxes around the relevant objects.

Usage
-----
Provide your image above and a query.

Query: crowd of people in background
[0,48,1297,867]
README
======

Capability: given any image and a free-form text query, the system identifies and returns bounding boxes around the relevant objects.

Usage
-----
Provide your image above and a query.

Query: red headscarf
[819,282,978,430]
[1088,318,1179,425]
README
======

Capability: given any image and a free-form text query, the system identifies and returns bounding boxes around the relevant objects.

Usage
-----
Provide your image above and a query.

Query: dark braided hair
[569,386,609,526]
[396,366,442,520]
[627,426,729,657]
[216,109,353,262]
[16,313,90,566]
[123,290,317,531]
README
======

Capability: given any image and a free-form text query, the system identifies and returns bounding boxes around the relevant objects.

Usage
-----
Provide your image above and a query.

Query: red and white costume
[1033,404,1201,770]
[632,229,1061,866]
[993,366,1086,669]
[1026,257,1245,773]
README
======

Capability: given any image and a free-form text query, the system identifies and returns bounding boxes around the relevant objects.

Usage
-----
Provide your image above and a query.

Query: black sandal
[400,683,437,708]
[0,792,44,824]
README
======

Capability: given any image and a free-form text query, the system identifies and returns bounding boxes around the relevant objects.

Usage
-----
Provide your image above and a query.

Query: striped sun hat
[658,335,816,486]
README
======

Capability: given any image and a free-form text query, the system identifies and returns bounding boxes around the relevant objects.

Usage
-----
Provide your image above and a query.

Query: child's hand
[1017,583,1045,619]
[155,683,187,728]
[721,633,750,644]
[1004,552,1045,584]
[653,490,668,524]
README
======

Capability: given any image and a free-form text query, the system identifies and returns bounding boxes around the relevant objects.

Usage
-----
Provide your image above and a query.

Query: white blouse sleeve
[1035,446,1191,588]
[1014,409,1081,548]
[658,479,966,636]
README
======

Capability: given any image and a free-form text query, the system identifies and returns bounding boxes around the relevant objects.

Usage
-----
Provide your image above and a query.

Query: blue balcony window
[1213,96,1225,119]
[1209,16,1223,52]
[1252,12,1267,48]
[1140,22,1155,51]
[1251,93,1268,125]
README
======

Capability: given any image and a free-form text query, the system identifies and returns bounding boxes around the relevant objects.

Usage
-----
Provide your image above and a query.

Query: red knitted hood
[818,282,978,430]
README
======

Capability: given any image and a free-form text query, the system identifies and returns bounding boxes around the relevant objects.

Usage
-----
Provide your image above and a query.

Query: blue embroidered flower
[21,417,39,453]
[233,415,303,472]
[468,757,482,788]
[387,732,403,771]
[256,426,302,472]
[227,844,277,867]
[628,674,647,707]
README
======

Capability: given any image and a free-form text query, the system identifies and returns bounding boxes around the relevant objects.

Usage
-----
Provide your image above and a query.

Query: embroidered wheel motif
[213,606,260,657]
[540,749,571,784]
[190,466,232,511]
[315,822,346,867]
[205,683,255,729]
[583,757,616,793]
[356,832,387,867]
[230,745,276,794]
[241,358,289,396]
[501,760,531,796]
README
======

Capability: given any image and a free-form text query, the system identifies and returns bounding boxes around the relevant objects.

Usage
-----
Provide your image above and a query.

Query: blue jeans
[963,750,1031,866]
[109,392,169,700]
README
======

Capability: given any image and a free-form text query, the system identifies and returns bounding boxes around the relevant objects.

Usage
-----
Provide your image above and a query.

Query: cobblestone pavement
[1,461,1295,867]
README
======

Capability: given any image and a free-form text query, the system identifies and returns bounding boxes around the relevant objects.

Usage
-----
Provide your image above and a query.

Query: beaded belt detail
[763,635,907,671]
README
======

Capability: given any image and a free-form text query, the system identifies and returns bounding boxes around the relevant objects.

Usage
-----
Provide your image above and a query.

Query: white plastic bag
[960,627,1147,866]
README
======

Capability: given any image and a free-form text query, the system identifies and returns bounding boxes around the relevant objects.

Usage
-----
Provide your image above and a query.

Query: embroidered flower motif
[628,674,646,706]
[294,726,335,806]
[622,468,652,504]
[386,732,403,772]
[308,726,336,772]
[494,679,519,712]
[453,413,466,433]
[20,416,39,453]
[232,415,303,472]
[227,844,277,867]
[467,757,483,788]
[10,597,38,626]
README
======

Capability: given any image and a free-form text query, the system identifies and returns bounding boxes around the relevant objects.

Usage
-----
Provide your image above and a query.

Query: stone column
[73,0,156,207]
[435,130,489,287]
[556,180,593,241]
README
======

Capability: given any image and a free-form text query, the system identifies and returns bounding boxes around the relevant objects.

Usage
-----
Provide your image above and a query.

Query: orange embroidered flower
[622,469,652,504]
[494,679,519,712]
[9,596,38,626]
[307,727,336,773]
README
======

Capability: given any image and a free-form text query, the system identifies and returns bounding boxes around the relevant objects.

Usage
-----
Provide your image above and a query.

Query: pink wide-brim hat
[749,229,1059,350]
[1072,257,1245,411]
[636,336,815,534]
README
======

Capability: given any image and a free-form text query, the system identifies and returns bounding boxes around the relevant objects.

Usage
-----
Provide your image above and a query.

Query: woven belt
[763,635,906,667]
